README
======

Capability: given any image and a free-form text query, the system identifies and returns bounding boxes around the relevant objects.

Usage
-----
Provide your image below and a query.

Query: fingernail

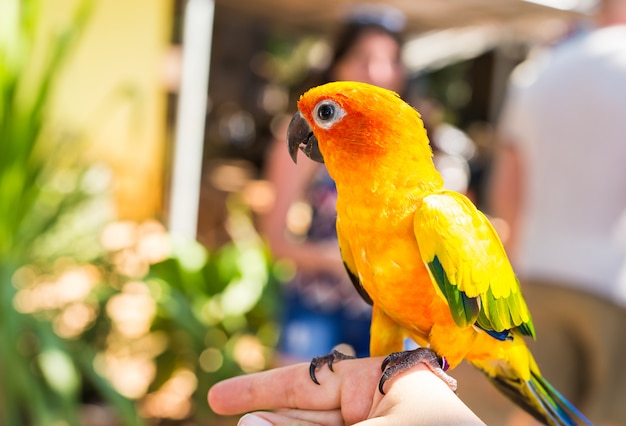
[238,413,273,426]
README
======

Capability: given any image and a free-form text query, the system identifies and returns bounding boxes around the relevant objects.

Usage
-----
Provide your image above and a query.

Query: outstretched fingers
[208,357,382,424]
[208,358,381,415]
[209,358,485,426]
[209,363,331,415]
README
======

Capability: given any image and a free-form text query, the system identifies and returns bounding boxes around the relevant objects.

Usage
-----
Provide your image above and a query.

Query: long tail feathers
[484,369,593,426]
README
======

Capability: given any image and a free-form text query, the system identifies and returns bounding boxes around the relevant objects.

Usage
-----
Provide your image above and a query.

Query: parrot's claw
[309,349,356,385]
[378,348,457,395]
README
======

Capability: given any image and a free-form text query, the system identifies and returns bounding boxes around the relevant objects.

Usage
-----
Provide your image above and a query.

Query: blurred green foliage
[0,0,280,425]
[0,0,121,424]
[83,211,280,425]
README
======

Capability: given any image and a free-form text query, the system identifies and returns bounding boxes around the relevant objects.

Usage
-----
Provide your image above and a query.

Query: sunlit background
[0,0,594,424]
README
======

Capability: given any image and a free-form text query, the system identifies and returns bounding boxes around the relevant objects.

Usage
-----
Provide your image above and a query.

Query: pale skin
[208,357,485,426]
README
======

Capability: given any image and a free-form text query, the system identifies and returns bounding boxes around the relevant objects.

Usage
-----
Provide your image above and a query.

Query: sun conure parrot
[286,81,591,426]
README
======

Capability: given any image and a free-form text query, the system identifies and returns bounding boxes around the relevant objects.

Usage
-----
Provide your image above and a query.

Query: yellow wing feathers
[414,191,534,337]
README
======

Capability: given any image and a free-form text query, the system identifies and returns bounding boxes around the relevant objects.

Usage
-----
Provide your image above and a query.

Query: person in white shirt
[489,0,626,423]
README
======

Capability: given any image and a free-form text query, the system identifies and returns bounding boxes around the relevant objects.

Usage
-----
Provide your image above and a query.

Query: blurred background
[0,0,594,424]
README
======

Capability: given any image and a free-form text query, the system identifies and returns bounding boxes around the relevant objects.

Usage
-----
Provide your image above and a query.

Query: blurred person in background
[261,4,476,365]
[489,0,626,423]
[260,5,408,364]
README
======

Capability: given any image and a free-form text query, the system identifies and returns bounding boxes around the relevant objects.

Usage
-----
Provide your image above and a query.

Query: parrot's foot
[378,348,457,394]
[309,349,356,385]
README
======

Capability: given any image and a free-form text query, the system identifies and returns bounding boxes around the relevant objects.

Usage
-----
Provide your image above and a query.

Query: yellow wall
[45,0,173,220]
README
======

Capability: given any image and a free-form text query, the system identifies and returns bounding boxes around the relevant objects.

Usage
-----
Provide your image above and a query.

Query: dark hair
[289,10,406,109]
[330,22,404,72]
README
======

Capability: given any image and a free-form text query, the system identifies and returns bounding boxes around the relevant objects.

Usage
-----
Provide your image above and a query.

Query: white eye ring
[313,100,346,129]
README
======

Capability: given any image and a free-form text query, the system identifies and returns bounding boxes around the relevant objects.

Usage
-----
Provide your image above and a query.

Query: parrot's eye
[313,100,345,129]
[318,103,334,121]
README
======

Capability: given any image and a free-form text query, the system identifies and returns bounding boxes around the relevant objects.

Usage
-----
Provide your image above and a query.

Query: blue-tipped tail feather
[486,369,592,426]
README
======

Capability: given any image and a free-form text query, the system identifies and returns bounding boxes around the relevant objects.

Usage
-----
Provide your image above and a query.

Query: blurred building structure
[44,0,173,220]
[197,0,587,246]
[42,0,588,237]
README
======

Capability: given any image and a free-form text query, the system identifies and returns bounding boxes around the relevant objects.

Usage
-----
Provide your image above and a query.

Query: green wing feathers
[414,191,535,338]
[428,255,480,328]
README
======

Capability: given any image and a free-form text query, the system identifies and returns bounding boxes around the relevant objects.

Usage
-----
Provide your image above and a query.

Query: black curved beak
[287,112,324,164]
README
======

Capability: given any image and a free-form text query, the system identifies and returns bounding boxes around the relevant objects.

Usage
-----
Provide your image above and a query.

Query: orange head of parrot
[287,81,433,172]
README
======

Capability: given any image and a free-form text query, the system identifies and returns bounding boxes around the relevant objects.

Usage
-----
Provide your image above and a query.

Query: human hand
[208,356,485,425]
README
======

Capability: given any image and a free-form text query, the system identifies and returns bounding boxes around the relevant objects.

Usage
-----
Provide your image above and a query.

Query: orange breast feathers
[335,188,478,367]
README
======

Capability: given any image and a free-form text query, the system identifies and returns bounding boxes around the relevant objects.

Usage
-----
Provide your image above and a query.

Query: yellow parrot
[286,81,591,426]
